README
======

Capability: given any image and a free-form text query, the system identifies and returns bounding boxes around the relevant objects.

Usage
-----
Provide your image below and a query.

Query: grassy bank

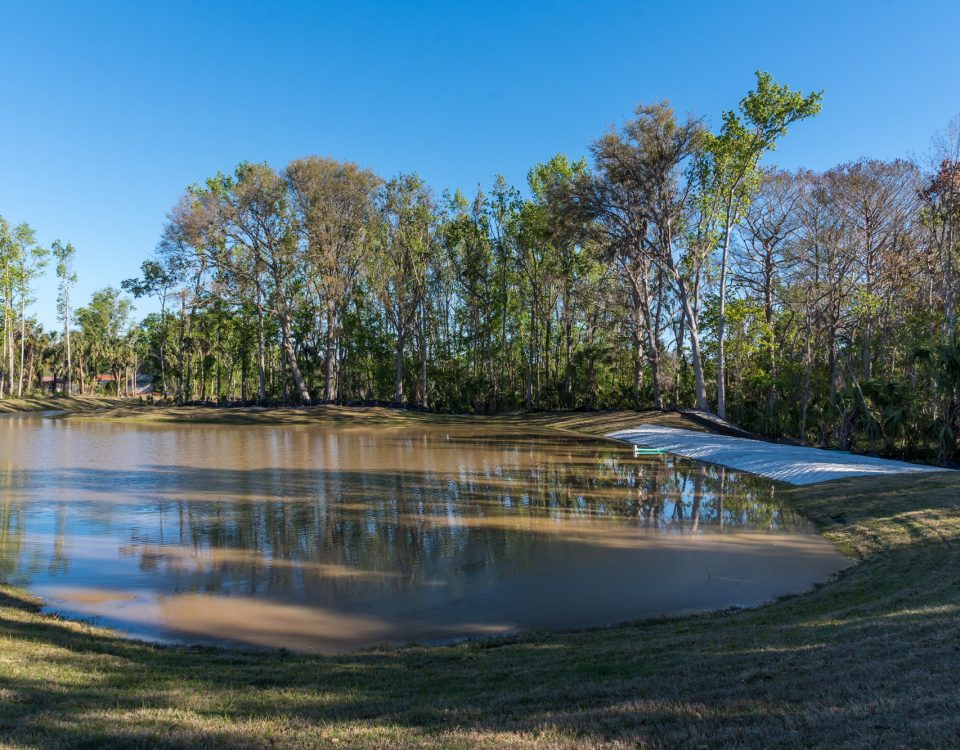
[0,395,131,414]
[0,420,958,748]
[52,401,707,435]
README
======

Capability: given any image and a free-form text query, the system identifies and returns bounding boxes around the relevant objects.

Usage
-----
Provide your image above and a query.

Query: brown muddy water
[0,414,846,652]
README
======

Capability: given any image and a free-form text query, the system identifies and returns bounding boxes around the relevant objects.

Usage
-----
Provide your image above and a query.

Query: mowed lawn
[1,408,959,748]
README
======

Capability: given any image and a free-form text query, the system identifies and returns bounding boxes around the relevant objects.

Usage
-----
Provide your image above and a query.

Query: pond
[0,414,846,652]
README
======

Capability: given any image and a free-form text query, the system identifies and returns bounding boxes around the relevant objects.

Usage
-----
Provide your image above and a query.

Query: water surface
[0,414,846,652]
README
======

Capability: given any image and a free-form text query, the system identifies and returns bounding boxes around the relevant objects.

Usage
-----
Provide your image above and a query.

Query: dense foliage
[4,72,960,462]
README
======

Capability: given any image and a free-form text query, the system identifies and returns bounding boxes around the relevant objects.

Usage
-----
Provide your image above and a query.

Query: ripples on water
[0,415,846,651]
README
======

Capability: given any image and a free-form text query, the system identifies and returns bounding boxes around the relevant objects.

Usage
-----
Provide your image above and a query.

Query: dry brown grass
[54,403,710,435]
[0,395,131,414]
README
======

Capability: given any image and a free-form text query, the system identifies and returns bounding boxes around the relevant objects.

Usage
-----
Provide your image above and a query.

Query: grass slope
[54,402,707,435]
[0,396,130,414]
[0,405,957,747]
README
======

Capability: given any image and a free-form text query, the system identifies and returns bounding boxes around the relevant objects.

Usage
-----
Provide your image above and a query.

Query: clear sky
[2,0,959,328]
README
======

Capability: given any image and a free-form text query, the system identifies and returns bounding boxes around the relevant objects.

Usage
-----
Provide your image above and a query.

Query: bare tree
[921,116,960,340]
[736,169,803,417]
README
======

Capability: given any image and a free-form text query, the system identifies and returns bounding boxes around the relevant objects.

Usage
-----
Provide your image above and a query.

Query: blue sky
[2,0,958,328]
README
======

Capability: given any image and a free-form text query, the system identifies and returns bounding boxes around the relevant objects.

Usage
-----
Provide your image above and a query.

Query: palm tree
[913,342,960,464]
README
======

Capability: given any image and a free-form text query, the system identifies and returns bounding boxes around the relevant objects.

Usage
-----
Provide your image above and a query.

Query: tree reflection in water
[0,418,833,650]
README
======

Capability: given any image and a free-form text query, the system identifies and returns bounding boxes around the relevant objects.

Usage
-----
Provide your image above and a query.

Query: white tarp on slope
[608,425,946,486]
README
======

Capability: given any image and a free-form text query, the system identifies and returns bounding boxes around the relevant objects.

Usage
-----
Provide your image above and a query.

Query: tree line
[0,227,141,399]
[5,71,960,462]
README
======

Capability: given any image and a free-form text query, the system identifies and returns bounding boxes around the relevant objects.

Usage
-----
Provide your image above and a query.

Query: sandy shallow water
[0,415,847,652]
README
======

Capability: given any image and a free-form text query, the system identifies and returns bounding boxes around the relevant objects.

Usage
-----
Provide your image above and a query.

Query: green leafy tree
[122,259,177,396]
[51,240,77,395]
[75,287,134,395]
[373,174,437,405]
[701,71,822,418]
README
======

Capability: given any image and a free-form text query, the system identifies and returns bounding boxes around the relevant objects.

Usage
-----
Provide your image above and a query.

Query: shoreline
[27,397,714,435]
[0,401,957,746]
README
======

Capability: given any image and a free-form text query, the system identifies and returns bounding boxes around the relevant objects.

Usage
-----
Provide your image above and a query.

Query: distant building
[39,375,63,394]
[38,373,153,396]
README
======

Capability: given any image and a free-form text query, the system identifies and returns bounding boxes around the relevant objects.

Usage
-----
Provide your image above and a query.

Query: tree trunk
[324,299,337,401]
[256,299,266,404]
[77,350,85,396]
[946,193,956,341]
[199,346,208,402]
[764,253,777,420]
[674,310,686,409]
[628,267,664,411]
[563,287,573,405]
[632,302,645,397]
[393,328,405,405]
[158,302,167,398]
[827,318,839,405]
[177,293,186,403]
[419,304,429,410]
[0,306,6,400]
[674,274,708,411]
[17,297,25,397]
[525,293,535,409]
[586,317,597,407]
[716,213,733,419]
[279,312,310,403]
[6,321,12,396]
[26,345,35,393]
[64,295,72,397]
[800,318,813,439]
[240,350,248,402]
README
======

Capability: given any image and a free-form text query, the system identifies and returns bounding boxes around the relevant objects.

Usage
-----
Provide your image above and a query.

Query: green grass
[1,405,958,747]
